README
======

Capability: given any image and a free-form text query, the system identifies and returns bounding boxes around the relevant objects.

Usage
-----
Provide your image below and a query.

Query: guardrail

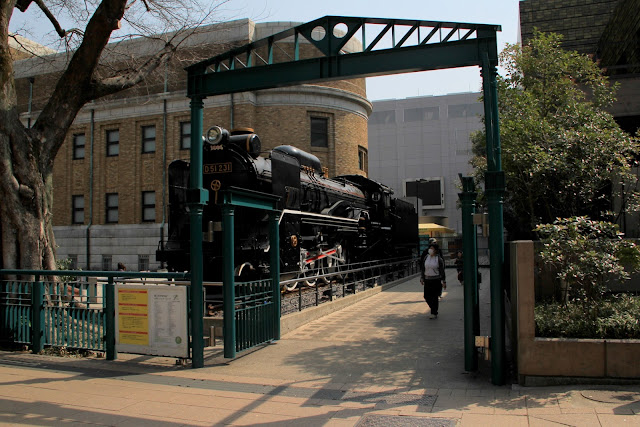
[0,270,189,358]
[204,257,419,316]
[283,257,419,314]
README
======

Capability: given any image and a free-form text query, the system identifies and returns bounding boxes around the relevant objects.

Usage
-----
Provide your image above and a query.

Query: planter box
[510,241,640,384]
[519,337,640,378]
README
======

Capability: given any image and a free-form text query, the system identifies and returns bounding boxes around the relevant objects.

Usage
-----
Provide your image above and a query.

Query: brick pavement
[1,269,639,425]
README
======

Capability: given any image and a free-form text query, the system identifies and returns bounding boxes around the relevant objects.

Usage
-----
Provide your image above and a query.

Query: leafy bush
[534,217,640,320]
[55,257,81,283]
[535,294,640,339]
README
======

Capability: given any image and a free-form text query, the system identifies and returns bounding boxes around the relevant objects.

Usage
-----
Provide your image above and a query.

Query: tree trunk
[0,125,56,272]
[1,0,174,272]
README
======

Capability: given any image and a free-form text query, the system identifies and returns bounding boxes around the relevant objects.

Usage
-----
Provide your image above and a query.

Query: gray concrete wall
[54,224,167,271]
[368,92,483,234]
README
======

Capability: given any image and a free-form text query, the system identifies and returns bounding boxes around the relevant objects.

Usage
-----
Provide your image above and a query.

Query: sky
[9,0,521,101]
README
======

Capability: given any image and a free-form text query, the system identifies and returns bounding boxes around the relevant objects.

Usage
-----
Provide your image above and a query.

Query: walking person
[420,242,446,319]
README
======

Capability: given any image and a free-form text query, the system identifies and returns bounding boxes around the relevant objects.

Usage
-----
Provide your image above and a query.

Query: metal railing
[1,259,416,358]
[0,270,189,357]
[280,257,419,314]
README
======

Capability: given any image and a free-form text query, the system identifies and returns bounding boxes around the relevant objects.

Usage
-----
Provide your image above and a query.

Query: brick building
[12,19,372,271]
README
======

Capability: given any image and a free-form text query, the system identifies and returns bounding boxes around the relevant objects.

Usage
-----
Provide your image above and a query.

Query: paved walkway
[1,269,640,426]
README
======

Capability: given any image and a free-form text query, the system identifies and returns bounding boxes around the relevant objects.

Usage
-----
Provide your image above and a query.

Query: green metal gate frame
[220,187,281,358]
[185,16,506,384]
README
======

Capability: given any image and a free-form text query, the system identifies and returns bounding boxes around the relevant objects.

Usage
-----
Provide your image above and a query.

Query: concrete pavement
[1,269,639,426]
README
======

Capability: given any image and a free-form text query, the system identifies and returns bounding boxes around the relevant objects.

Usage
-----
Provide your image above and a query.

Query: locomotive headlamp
[205,126,227,145]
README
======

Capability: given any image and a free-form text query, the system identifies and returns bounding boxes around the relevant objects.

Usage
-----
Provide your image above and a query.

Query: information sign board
[115,284,188,358]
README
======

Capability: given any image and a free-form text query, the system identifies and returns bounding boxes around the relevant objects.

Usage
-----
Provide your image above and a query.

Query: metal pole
[458,177,478,371]
[222,204,236,358]
[482,50,506,385]
[105,277,116,360]
[188,97,207,368]
[31,275,44,353]
[269,211,281,340]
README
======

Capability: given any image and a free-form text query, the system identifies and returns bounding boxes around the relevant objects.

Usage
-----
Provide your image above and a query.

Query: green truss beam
[186,16,501,97]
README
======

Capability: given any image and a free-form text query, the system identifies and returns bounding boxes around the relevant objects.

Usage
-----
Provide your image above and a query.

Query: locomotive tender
[156,126,418,288]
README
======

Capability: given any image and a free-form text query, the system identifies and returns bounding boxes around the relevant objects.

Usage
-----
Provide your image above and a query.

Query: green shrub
[535,217,640,320]
[535,294,640,338]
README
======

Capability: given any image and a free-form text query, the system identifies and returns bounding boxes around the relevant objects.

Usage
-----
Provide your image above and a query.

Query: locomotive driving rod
[303,248,344,264]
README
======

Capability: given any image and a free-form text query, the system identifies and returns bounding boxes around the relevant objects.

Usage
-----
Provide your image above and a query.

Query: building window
[105,193,118,223]
[72,195,84,224]
[142,191,155,222]
[73,134,85,160]
[138,254,150,272]
[358,146,368,173]
[180,121,191,150]
[106,129,119,156]
[310,117,328,148]
[369,110,395,125]
[102,255,112,271]
[448,103,484,119]
[404,106,440,122]
[141,125,156,153]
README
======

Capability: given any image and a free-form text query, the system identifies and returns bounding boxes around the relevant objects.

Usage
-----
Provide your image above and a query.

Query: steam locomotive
[156,126,418,289]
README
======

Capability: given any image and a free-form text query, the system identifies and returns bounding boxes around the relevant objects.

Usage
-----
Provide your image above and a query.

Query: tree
[0,0,222,270]
[470,31,640,239]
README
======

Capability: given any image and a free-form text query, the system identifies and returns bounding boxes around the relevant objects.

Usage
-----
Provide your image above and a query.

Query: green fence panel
[0,281,32,345]
[235,279,275,353]
[1,270,188,355]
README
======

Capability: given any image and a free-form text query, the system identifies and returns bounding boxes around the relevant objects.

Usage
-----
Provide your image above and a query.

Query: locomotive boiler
[156,126,418,288]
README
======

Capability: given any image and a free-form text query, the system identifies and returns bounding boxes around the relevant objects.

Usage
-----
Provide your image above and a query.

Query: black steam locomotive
[156,126,418,289]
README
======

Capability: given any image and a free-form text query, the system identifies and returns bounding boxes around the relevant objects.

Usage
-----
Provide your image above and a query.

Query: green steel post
[458,177,478,371]
[482,51,506,385]
[31,275,44,353]
[269,211,281,340]
[188,97,207,368]
[222,204,236,358]
[105,277,116,360]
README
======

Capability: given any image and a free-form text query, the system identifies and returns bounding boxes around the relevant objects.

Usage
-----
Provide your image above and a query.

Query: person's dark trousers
[423,278,442,315]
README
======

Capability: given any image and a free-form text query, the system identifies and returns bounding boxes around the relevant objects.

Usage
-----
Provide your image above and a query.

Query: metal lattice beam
[186,16,501,98]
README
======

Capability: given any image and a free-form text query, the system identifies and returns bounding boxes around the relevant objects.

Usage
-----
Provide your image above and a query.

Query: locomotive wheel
[280,273,298,292]
[302,268,318,287]
[321,244,341,284]
[298,260,318,287]
[334,245,348,280]
[285,281,298,291]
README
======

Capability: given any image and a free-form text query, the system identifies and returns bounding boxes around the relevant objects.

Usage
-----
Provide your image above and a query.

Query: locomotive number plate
[203,162,232,174]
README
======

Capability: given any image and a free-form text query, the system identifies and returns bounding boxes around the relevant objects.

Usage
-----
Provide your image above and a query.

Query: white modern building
[368,92,484,235]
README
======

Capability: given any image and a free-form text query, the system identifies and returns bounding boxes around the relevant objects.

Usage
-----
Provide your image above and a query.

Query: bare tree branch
[32,0,84,38]
[90,39,175,98]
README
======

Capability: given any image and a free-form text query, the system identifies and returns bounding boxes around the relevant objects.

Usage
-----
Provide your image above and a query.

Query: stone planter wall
[510,241,640,385]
